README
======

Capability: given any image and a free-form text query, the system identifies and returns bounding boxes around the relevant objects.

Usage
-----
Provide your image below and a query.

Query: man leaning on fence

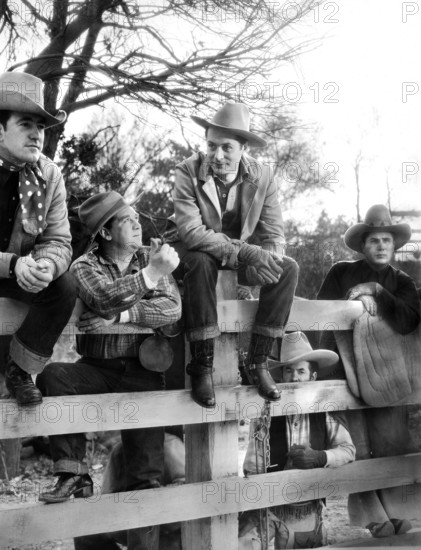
[36,191,181,550]
[0,71,76,406]
[239,332,356,549]
[318,204,421,538]
[173,101,299,408]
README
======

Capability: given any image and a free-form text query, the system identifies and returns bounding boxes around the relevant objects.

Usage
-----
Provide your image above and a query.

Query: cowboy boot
[5,358,43,405]
[39,473,93,503]
[187,339,216,408]
[245,334,280,402]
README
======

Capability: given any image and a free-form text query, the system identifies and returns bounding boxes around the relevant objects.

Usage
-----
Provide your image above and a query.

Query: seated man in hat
[239,332,356,549]
[0,71,76,405]
[37,191,181,550]
[173,101,298,408]
[317,204,420,538]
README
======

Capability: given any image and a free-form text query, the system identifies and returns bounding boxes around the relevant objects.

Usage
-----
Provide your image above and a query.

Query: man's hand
[15,257,53,293]
[144,239,180,283]
[238,244,283,285]
[355,295,378,316]
[77,311,117,333]
[288,445,327,469]
[346,282,381,300]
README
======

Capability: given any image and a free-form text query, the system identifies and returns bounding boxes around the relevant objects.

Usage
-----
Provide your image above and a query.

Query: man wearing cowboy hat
[173,101,298,407]
[318,204,419,332]
[239,332,355,549]
[318,204,420,539]
[37,191,181,549]
[0,71,76,405]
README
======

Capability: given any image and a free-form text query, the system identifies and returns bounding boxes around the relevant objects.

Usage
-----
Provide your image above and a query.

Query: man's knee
[50,272,77,307]
[36,362,74,396]
[281,256,299,282]
[183,250,218,274]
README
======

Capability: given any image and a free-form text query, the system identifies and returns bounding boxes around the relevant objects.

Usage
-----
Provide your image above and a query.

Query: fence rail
[0,282,420,549]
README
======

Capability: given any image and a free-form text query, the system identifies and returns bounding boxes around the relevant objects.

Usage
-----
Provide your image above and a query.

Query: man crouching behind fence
[239,332,356,549]
[37,191,181,550]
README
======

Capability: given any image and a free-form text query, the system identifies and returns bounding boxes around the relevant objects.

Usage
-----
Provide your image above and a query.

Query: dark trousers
[36,357,165,489]
[173,245,299,341]
[0,271,77,373]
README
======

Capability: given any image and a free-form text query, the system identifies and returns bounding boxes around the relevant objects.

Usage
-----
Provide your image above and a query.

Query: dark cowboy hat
[0,72,66,128]
[78,191,129,239]
[268,331,338,377]
[344,204,411,252]
[191,101,267,148]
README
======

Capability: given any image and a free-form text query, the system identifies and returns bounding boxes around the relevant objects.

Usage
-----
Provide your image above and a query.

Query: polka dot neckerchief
[0,155,46,235]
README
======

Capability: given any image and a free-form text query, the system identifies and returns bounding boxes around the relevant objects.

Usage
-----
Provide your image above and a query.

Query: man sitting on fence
[37,191,181,550]
[317,204,421,538]
[0,71,76,406]
[239,332,356,549]
[173,101,298,408]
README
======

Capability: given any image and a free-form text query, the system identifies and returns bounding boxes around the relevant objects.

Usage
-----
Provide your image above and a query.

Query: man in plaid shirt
[37,191,181,550]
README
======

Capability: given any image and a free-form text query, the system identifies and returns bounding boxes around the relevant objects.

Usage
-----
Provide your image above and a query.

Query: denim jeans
[173,244,299,341]
[0,271,77,373]
[36,357,165,489]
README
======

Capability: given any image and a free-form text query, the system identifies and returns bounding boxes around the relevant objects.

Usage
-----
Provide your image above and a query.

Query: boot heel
[75,484,94,499]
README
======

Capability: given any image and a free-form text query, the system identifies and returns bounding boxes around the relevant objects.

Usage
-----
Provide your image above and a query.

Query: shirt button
[222,193,227,198]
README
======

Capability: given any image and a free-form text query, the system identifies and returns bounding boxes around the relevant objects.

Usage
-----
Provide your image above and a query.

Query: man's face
[205,127,245,181]
[0,111,45,165]
[107,205,142,254]
[282,361,316,383]
[361,231,394,270]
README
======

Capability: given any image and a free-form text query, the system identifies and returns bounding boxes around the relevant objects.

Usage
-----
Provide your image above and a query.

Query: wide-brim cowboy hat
[344,204,411,252]
[0,72,66,128]
[191,101,267,148]
[268,331,338,378]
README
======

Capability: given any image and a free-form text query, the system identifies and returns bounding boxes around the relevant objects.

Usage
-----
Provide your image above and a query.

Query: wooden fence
[0,272,420,549]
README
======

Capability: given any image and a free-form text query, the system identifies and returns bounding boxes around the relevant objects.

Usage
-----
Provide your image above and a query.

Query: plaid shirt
[70,246,182,359]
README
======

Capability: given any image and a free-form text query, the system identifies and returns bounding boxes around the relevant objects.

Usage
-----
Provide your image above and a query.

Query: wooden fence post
[183,271,240,550]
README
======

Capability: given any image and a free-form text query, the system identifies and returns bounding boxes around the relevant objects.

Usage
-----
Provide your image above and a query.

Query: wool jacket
[0,154,72,279]
[173,152,285,267]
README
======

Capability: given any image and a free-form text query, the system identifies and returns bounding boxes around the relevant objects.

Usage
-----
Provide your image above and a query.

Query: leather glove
[238,244,283,285]
[346,282,381,300]
[287,445,327,469]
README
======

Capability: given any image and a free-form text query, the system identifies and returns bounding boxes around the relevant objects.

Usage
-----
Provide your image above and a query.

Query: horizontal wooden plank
[0,298,363,335]
[0,453,419,546]
[2,381,421,439]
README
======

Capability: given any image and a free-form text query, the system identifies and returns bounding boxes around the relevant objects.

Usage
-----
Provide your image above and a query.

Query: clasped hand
[238,244,284,286]
[15,256,54,293]
[287,444,327,469]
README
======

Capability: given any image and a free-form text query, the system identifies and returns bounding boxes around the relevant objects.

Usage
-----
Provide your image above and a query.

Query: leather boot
[246,334,280,402]
[39,473,93,504]
[5,359,43,405]
[187,339,216,408]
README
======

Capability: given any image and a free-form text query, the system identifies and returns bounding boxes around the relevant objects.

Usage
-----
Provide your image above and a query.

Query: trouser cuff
[186,325,220,342]
[252,325,285,338]
[54,458,89,476]
[10,335,49,375]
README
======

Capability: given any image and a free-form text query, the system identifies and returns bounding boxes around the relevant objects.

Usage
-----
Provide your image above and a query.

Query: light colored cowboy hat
[344,204,411,252]
[268,331,338,376]
[0,72,66,128]
[191,101,267,148]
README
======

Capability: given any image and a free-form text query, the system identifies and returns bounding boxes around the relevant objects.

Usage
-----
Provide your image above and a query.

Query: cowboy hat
[191,101,267,147]
[0,72,66,128]
[78,191,129,239]
[344,204,411,252]
[268,332,338,376]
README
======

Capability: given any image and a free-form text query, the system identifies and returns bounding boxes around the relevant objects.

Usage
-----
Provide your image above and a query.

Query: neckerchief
[0,154,46,234]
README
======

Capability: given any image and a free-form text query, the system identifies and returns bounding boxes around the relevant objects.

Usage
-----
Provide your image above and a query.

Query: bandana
[0,154,47,235]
